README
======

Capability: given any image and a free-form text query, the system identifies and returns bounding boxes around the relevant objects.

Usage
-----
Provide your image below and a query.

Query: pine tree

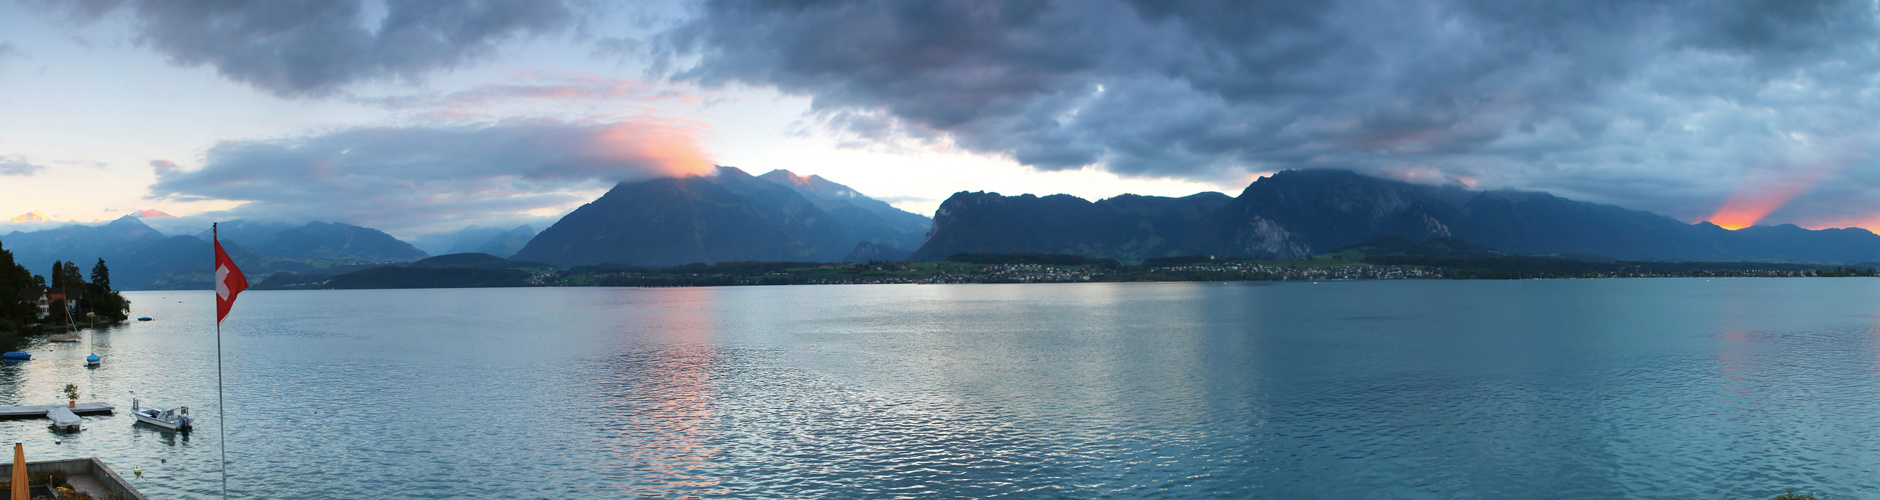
[90,259,110,292]
[50,261,61,289]
[83,258,128,320]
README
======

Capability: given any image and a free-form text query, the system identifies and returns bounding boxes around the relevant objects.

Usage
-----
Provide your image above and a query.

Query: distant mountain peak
[10,211,49,223]
[105,214,151,227]
[761,168,812,185]
[758,169,863,199]
[514,171,858,267]
[136,209,174,218]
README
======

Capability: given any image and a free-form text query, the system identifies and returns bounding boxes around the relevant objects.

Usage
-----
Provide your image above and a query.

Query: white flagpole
[215,222,229,499]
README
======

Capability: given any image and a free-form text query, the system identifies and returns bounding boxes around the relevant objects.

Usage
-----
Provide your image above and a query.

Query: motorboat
[47,333,80,343]
[130,399,192,431]
[2,352,30,361]
[136,317,152,321]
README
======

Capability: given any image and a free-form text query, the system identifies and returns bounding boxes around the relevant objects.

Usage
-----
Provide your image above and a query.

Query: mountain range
[9,167,1880,290]
[197,221,426,261]
[756,169,931,251]
[917,169,1880,263]
[412,225,538,258]
[0,166,936,288]
[3,217,431,290]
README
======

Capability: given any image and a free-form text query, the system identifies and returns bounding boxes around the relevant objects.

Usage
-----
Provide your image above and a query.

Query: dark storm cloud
[657,0,1880,225]
[355,72,713,120]
[60,0,576,97]
[146,120,716,235]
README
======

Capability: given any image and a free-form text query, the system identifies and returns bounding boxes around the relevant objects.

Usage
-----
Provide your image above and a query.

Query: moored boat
[136,317,152,321]
[130,399,191,431]
[46,333,80,343]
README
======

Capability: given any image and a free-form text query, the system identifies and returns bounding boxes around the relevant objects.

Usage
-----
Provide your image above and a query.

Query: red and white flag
[214,238,248,323]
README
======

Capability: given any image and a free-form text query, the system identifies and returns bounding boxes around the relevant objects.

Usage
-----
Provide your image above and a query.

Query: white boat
[130,399,192,431]
[47,406,81,432]
[47,333,80,343]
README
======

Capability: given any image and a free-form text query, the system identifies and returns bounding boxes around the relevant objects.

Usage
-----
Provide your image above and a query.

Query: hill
[906,192,1231,262]
[514,167,868,267]
[253,253,555,290]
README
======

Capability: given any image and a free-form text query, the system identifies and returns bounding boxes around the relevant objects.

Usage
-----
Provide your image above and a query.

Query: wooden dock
[0,402,114,418]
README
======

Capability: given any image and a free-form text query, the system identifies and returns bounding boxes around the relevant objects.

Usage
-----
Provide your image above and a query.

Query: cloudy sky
[4,0,1880,238]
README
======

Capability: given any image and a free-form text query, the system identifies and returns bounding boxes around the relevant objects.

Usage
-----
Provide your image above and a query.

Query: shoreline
[137,270,1876,292]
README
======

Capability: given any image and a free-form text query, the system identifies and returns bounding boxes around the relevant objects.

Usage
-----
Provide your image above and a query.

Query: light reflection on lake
[0,280,1874,497]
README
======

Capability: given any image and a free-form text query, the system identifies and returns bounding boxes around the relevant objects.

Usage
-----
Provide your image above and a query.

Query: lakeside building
[15,288,49,320]
[12,286,86,321]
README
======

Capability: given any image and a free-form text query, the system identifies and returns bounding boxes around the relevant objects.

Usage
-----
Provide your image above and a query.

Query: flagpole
[215,222,229,499]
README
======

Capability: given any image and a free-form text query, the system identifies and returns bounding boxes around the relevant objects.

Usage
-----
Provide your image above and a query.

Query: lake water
[2,279,1878,498]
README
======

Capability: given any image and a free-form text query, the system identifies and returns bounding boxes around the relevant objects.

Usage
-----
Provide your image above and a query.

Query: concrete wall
[0,457,148,500]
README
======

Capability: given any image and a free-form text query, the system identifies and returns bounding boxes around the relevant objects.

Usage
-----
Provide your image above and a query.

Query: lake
[2,279,1878,498]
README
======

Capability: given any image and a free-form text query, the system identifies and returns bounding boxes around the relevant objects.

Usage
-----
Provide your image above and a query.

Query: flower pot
[68,401,74,408]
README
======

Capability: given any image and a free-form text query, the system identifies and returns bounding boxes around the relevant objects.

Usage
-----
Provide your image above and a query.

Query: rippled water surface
[3,279,1879,498]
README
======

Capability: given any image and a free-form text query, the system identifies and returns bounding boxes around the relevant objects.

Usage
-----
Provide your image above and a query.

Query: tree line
[0,238,130,332]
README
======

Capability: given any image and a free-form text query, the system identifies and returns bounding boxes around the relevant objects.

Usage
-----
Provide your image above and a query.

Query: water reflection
[596,287,727,496]
[1713,328,1759,422]
[5,281,1880,498]
[129,424,191,447]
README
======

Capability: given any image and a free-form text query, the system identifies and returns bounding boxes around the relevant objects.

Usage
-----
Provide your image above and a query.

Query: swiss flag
[214,238,248,323]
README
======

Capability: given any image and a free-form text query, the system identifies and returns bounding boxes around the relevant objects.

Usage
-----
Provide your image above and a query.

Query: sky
[3,0,1880,239]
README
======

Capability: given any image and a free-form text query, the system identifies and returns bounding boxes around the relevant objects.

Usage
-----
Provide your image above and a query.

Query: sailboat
[48,305,79,342]
[85,310,100,367]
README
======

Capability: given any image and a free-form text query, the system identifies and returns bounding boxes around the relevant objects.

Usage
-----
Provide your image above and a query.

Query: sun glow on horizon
[1704,161,1844,230]
[1706,196,1792,230]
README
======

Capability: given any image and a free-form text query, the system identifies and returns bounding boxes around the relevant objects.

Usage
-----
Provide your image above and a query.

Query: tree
[49,261,61,289]
[57,261,83,289]
[90,259,110,292]
[0,239,38,328]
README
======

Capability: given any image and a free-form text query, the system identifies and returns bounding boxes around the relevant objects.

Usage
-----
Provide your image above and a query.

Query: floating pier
[0,402,114,419]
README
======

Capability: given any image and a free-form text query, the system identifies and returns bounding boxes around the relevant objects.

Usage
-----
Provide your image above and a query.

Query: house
[17,287,49,320]
[47,287,84,317]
